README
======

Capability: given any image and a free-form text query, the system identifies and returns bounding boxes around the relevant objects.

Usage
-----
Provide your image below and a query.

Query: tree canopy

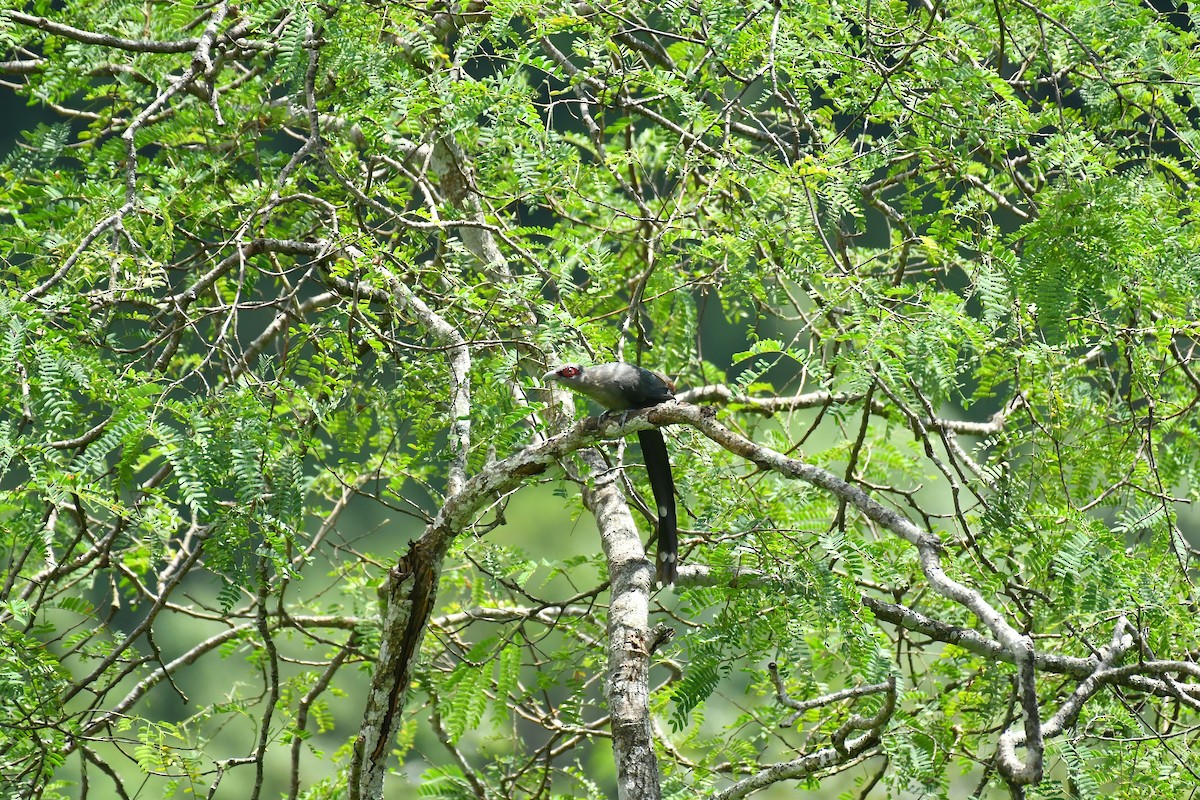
[3,0,1200,798]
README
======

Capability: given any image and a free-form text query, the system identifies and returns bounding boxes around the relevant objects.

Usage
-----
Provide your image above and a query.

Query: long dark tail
[637,428,677,584]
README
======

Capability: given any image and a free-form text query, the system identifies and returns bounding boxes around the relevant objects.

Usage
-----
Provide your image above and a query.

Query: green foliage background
[2,0,1200,797]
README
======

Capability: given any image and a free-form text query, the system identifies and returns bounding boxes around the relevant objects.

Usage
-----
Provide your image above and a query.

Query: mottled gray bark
[578,448,662,800]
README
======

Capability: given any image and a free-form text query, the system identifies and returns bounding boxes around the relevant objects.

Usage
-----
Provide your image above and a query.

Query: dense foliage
[3,0,1200,797]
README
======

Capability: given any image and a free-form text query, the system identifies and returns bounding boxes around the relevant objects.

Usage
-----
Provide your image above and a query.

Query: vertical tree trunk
[350,534,447,800]
[579,449,662,800]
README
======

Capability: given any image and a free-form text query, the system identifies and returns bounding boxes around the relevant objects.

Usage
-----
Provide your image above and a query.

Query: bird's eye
[560,366,580,378]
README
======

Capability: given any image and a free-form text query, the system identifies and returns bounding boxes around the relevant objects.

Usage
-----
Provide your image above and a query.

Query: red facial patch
[558,366,581,378]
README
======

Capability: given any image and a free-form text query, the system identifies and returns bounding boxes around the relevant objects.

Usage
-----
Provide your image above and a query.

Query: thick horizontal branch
[0,58,45,74]
[8,11,201,53]
[865,597,1200,702]
[684,567,1200,708]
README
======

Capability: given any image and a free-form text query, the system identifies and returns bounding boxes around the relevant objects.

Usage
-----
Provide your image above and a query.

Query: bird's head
[542,364,585,386]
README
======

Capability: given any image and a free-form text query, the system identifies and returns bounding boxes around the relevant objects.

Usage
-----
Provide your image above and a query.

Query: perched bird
[543,362,678,584]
